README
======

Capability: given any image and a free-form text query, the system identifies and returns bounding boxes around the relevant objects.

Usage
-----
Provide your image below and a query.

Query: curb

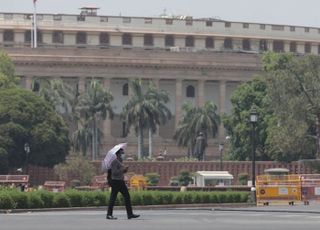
[213,207,320,214]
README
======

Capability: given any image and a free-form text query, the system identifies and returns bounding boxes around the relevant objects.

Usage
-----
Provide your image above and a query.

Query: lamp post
[24,143,30,175]
[219,143,224,171]
[250,108,258,189]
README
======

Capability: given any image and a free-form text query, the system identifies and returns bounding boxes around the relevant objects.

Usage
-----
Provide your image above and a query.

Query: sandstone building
[1,8,319,159]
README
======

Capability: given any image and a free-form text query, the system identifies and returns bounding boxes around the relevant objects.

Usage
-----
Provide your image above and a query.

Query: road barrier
[300,174,320,205]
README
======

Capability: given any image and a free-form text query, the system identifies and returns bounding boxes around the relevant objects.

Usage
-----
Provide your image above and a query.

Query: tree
[223,77,272,161]
[174,101,219,159]
[177,170,193,186]
[145,172,160,186]
[75,80,113,160]
[0,51,18,89]
[0,88,69,168]
[263,52,318,160]
[122,79,171,159]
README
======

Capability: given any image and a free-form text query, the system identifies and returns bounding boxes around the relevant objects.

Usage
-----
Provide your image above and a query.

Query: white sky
[1,0,320,27]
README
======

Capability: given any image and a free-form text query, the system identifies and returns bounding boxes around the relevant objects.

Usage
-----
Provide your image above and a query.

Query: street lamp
[250,108,258,188]
[24,143,30,175]
[219,143,224,171]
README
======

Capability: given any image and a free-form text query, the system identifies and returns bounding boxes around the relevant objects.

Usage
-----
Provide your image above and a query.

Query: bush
[238,173,249,185]
[37,191,54,208]
[28,193,44,208]
[0,193,15,209]
[52,193,71,208]
[145,173,160,186]
[10,192,29,209]
[65,190,83,207]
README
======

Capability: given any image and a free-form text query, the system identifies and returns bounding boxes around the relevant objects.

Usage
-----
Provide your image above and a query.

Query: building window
[305,27,310,33]
[32,80,40,92]
[99,32,109,45]
[289,42,297,53]
[165,35,174,47]
[24,14,32,20]
[224,38,233,49]
[122,83,128,96]
[122,33,132,45]
[305,43,311,53]
[185,36,194,47]
[260,24,266,30]
[290,26,295,32]
[24,30,31,43]
[166,19,173,25]
[206,21,213,27]
[243,23,249,29]
[259,40,268,51]
[4,14,13,20]
[53,14,62,21]
[144,18,152,24]
[77,15,86,21]
[123,17,131,23]
[186,18,193,26]
[225,22,231,28]
[271,25,284,31]
[205,37,214,49]
[186,85,195,98]
[273,40,284,53]
[122,122,127,138]
[76,32,87,44]
[144,34,153,46]
[52,31,63,43]
[318,45,320,54]
[3,30,14,42]
[242,39,251,50]
[100,16,108,22]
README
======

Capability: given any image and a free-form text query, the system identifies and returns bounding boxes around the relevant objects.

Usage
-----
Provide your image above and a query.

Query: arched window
[32,80,40,92]
[99,32,109,45]
[122,83,128,96]
[3,30,14,42]
[52,31,63,43]
[76,32,87,44]
[165,35,174,47]
[205,37,214,49]
[186,85,195,98]
[122,33,132,45]
[185,36,194,47]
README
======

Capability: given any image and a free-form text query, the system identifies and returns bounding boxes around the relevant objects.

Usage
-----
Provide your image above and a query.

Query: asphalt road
[1,209,320,230]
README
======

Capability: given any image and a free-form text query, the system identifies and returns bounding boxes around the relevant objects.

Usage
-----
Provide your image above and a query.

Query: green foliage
[0,190,249,209]
[0,88,69,168]
[0,51,18,89]
[238,173,249,185]
[174,102,219,158]
[54,155,95,186]
[177,170,193,186]
[223,77,271,161]
[52,193,71,208]
[122,79,171,158]
[263,52,319,160]
[0,148,9,174]
[169,176,179,186]
[145,173,160,186]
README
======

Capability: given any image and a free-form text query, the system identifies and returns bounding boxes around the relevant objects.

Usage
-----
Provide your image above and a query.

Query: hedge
[0,189,249,210]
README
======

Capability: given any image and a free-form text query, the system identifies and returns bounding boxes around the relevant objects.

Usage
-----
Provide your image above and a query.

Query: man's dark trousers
[107,180,133,217]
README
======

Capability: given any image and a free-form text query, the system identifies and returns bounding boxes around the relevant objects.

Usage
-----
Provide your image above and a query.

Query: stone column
[197,79,205,107]
[103,78,112,139]
[175,79,183,129]
[78,77,86,94]
[25,76,33,90]
[153,79,160,137]
[218,80,226,142]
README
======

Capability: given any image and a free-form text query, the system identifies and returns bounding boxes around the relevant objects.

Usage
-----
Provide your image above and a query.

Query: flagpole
[33,0,37,48]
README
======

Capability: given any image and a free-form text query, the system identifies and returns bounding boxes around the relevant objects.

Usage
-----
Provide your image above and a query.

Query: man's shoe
[106,215,117,220]
[128,214,140,219]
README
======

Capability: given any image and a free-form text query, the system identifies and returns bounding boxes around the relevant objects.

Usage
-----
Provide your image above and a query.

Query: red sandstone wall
[25,161,313,186]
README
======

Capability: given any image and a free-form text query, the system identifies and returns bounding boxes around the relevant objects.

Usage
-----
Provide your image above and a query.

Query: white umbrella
[102,143,127,172]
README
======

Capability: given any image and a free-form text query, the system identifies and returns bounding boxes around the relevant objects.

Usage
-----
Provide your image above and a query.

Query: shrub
[182,193,193,204]
[37,191,54,208]
[91,192,107,206]
[209,193,218,203]
[130,192,142,206]
[9,192,29,209]
[0,193,15,209]
[141,192,154,205]
[178,170,193,186]
[217,193,227,203]
[52,193,71,208]
[145,173,160,186]
[28,193,44,208]
[65,191,83,207]
[238,173,249,185]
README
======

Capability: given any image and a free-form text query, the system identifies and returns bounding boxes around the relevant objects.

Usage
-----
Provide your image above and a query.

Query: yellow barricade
[256,174,301,205]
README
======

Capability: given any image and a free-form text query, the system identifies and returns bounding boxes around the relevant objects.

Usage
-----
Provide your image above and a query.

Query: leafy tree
[122,79,171,159]
[174,101,219,159]
[0,88,69,168]
[0,148,9,174]
[223,77,271,161]
[145,172,160,186]
[0,51,18,89]
[75,80,113,160]
[177,170,193,186]
[263,52,317,160]
[54,154,95,185]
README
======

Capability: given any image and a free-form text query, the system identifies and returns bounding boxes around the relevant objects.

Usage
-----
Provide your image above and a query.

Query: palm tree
[174,101,220,159]
[122,79,171,159]
[75,80,113,160]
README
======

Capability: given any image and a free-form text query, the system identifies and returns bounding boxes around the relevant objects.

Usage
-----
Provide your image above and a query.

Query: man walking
[106,148,140,220]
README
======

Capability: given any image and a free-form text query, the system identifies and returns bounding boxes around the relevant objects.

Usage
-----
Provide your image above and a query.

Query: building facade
[1,9,319,159]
